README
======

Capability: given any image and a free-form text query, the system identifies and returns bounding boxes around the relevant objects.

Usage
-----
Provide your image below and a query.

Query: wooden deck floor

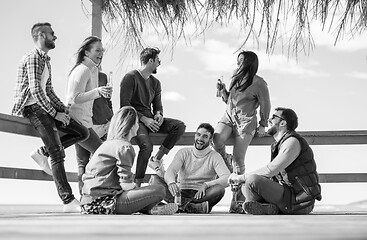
[1,205,367,240]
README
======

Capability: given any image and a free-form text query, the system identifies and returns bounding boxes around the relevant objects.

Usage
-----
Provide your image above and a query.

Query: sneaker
[149,203,178,215]
[243,201,279,215]
[185,201,209,214]
[63,199,81,213]
[30,148,52,175]
[148,156,165,178]
[229,201,245,214]
[223,153,233,172]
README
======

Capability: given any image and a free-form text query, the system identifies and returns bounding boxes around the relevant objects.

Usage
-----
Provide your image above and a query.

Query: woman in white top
[66,36,112,193]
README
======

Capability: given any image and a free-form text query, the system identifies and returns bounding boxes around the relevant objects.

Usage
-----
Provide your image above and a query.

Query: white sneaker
[149,203,178,215]
[63,199,81,213]
[148,157,165,178]
[30,148,52,175]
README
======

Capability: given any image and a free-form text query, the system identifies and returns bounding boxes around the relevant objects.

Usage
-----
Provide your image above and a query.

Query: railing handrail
[1,112,367,145]
[0,112,366,183]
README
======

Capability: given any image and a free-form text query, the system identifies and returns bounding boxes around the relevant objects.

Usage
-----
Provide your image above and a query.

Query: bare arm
[228,137,301,185]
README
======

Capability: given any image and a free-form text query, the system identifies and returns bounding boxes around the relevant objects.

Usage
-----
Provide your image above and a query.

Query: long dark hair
[69,36,101,75]
[229,51,259,92]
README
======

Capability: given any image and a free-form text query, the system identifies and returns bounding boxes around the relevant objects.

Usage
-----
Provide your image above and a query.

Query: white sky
[0,0,366,206]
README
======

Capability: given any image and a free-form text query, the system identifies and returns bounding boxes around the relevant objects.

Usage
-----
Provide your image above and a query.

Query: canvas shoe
[229,201,245,214]
[30,148,52,175]
[242,201,279,215]
[63,199,81,213]
[149,203,178,215]
[185,201,209,214]
[148,156,165,178]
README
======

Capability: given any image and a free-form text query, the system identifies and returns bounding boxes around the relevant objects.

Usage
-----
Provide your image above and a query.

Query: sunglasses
[271,114,285,121]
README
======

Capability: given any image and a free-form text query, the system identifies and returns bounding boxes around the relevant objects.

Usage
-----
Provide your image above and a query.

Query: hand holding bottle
[216,77,225,97]
[98,86,112,98]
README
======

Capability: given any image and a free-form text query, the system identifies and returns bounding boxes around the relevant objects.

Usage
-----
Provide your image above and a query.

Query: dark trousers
[133,118,186,180]
[23,104,89,204]
[74,129,103,193]
[149,175,225,213]
[244,174,314,214]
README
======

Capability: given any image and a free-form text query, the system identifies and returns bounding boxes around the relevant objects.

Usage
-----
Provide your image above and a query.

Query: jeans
[149,175,225,213]
[133,118,186,180]
[115,184,166,214]
[23,104,89,204]
[74,128,103,193]
[243,174,314,214]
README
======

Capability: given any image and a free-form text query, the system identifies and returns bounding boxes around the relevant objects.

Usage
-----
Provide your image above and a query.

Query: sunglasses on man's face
[271,114,285,121]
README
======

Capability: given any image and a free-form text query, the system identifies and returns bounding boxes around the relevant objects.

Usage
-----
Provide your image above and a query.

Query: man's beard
[267,125,278,136]
[45,39,55,49]
[152,68,157,74]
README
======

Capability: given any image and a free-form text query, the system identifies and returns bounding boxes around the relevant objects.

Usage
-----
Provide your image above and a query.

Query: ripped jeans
[23,104,89,204]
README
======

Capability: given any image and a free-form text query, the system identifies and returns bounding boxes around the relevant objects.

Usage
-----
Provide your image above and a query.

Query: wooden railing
[1,112,367,183]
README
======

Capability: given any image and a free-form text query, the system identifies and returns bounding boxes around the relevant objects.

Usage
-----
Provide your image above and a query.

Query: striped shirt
[11,48,65,117]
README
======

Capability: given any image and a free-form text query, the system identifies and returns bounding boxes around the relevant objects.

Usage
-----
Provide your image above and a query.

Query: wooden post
[91,0,103,38]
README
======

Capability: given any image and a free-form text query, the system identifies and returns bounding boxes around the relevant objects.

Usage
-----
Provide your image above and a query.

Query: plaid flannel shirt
[11,48,65,117]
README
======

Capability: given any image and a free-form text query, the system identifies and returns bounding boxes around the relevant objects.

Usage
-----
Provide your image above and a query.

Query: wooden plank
[91,0,103,38]
[2,113,367,145]
[1,112,367,184]
[0,210,367,240]
[318,173,367,183]
[1,167,366,183]
[0,113,39,137]
[0,167,152,183]
[0,167,77,182]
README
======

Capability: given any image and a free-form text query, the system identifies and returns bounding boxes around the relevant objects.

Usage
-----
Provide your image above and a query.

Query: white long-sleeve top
[66,57,100,128]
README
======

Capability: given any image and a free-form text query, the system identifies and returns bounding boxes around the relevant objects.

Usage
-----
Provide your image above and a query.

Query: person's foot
[135,178,145,188]
[149,203,178,215]
[229,200,245,214]
[242,201,279,215]
[185,201,209,214]
[30,148,52,175]
[148,156,165,178]
[63,199,81,213]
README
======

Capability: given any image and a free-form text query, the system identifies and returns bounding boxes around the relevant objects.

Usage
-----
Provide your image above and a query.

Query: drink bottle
[107,71,113,87]
[216,78,223,97]
[174,191,181,206]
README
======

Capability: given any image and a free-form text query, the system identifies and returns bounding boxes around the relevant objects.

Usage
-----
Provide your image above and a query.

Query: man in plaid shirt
[12,22,89,212]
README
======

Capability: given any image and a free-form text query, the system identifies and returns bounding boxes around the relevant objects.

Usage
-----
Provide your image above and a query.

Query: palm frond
[85,0,367,57]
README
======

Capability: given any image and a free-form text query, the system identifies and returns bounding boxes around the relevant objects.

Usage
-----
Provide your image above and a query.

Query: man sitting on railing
[150,123,230,213]
[120,47,186,187]
[228,107,322,214]
[11,22,89,213]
